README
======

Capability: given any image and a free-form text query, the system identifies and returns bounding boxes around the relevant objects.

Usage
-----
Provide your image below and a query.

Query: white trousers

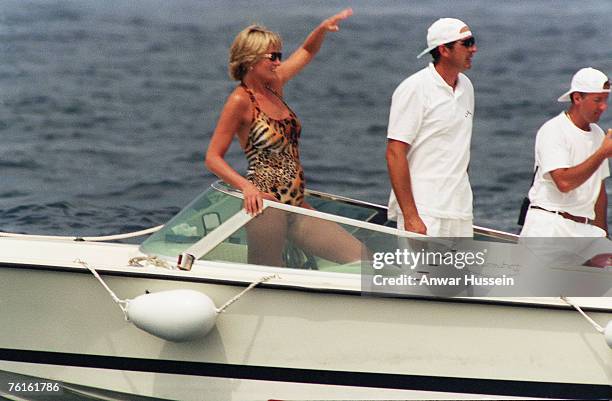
[520,208,606,237]
[397,214,473,237]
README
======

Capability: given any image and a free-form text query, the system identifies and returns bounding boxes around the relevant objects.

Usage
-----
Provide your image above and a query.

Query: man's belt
[529,205,593,225]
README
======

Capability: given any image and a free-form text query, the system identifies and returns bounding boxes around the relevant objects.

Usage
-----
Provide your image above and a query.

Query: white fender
[126,289,217,342]
[605,321,612,349]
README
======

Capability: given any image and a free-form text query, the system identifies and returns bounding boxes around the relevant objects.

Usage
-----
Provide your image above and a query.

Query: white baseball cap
[417,18,473,59]
[557,67,610,102]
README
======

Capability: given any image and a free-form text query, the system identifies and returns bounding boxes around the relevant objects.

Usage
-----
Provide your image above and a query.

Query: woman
[205,9,362,267]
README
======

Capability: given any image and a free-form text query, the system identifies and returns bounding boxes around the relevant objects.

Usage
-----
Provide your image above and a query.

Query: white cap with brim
[558,67,610,102]
[417,18,473,59]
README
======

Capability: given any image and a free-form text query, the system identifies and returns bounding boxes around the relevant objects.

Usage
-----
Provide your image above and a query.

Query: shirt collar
[428,62,465,96]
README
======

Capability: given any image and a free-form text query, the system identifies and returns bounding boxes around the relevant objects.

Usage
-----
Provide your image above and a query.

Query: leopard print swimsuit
[242,84,305,206]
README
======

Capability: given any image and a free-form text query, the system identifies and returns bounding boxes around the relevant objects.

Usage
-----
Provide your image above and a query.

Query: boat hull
[1,260,611,400]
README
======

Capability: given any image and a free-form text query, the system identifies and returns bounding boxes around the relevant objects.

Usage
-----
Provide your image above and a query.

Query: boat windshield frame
[140,181,519,261]
[179,181,432,261]
[211,182,519,243]
[136,182,611,306]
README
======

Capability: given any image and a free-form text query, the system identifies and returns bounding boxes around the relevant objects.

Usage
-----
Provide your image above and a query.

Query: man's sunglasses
[262,52,283,62]
[459,37,476,48]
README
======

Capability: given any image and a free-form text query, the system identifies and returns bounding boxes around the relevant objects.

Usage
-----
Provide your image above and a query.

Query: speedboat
[1,181,611,400]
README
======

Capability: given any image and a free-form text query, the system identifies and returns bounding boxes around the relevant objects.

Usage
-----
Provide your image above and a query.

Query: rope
[217,274,279,313]
[0,225,163,242]
[76,257,279,317]
[74,259,128,316]
[128,255,175,270]
[560,296,604,333]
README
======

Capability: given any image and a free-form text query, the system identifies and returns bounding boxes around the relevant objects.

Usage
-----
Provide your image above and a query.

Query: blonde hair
[229,25,282,81]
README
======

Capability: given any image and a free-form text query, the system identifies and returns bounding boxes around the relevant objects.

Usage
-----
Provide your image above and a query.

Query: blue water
[0,0,610,236]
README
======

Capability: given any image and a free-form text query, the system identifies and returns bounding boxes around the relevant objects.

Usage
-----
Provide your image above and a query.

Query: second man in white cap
[386,18,477,236]
[520,67,611,237]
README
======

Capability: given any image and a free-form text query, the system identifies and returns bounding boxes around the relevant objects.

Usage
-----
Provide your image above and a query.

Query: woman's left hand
[322,8,353,32]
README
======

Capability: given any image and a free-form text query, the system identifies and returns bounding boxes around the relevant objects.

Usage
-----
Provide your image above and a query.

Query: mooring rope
[128,255,175,269]
[74,259,129,316]
[75,258,279,317]
[560,296,604,333]
[216,274,279,313]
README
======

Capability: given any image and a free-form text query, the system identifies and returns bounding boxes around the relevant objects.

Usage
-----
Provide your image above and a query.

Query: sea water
[0,0,610,237]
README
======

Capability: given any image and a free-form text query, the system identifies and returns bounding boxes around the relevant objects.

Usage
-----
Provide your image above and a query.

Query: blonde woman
[205,9,363,267]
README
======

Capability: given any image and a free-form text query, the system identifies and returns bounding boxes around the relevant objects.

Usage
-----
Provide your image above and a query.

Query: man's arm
[549,129,612,192]
[386,139,427,234]
[593,182,608,234]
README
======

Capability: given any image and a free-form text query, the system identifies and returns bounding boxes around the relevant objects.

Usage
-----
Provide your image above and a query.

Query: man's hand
[403,214,427,235]
[604,129,612,157]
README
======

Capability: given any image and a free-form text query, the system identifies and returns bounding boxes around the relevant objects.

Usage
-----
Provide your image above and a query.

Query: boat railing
[211,180,519,243]
[210,181,432,240]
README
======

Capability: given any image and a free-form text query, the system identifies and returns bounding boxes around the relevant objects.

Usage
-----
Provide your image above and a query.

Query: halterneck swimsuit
[242,84,305,206]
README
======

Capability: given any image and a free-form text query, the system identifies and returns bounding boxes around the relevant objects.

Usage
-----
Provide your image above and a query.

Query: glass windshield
[140,185,242,257]
[139,181,522,279]
[200,207,411,274]
[140,182,391,259]
[305,193,388,225]
[140,181,518,269]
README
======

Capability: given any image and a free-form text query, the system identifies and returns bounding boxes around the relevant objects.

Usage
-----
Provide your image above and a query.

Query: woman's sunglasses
[262,52,283,62]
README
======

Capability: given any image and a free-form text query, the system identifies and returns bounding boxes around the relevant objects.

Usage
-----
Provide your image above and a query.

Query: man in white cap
[520,67,612,237]
[386,18,477,236]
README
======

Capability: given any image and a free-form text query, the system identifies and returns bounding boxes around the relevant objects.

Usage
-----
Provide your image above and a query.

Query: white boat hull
[1,238,611,400]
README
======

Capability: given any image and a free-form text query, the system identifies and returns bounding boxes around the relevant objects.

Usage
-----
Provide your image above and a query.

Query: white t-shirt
[387,63,474,220]
[528,112,610,219]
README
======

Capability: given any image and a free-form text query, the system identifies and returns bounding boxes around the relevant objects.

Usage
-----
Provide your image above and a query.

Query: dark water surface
[0,0,611,236]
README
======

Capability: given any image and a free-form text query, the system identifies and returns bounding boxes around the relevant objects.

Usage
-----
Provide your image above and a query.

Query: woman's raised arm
[275,8,353,86]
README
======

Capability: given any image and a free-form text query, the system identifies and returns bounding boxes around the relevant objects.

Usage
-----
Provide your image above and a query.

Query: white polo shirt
[387,63,474,220]
[528,112,610,219]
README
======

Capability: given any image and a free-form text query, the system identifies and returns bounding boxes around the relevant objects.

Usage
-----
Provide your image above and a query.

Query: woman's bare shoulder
[226,85,252,107]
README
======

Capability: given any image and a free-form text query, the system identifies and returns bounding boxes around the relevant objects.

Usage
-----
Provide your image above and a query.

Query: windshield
[140,184,243,257]
[140,182,388,262]
[139,183,612,298]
